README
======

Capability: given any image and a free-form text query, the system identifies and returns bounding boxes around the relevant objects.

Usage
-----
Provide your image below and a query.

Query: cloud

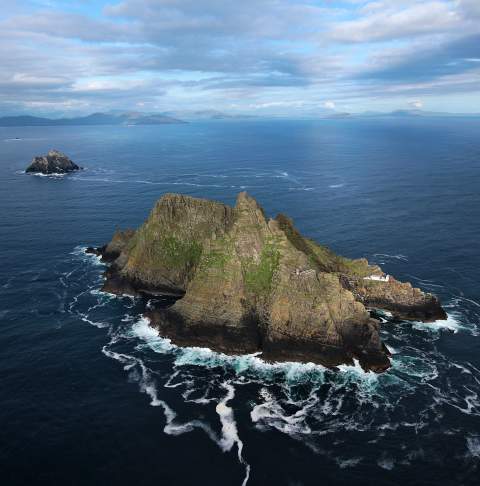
[408,99,423,109]
[357,34,480,83]
[457,0,480,19]
[330,1,461,43]
[1,0,480,115]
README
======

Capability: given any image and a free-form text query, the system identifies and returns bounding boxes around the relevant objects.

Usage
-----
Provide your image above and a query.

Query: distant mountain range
[0,109,260,126]
[162,109,257,120]
[0,112,186,127]
[0,109,478,126]
[352,109,480,119]
[284,109,480,120]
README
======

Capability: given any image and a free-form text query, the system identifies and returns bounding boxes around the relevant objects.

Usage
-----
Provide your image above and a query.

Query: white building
[363,274,390,282]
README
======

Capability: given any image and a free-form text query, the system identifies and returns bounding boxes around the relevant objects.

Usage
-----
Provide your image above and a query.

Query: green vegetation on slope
[199,236,232,272]
[127,228,203,274]
[243,240,280,295]
[306,239,373,277]
[157,236,203,268]
[276,213,373,277]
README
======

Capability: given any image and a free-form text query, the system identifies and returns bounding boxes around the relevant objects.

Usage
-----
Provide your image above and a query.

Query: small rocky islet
[26,150,81,174]
[86,192,447,372]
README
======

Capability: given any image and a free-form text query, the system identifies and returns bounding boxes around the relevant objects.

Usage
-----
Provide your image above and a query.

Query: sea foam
[412,312,463,334]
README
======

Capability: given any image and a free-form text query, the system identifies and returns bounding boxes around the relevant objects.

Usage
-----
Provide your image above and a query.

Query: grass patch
[243,240,280,295]
[201,249,230,270]
[133,232,203,271]
[305,239,372,277]
[198,236,232,272]
[157,236,203,268]
[335,256,372,277]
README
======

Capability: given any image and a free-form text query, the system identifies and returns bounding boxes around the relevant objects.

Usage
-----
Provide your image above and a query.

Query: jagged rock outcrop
[26,150,81,174]
[340,275,447,322]
[89,192,447,372]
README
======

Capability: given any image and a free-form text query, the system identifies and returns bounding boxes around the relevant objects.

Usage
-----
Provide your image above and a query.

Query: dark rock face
[88,192,447,373]
[26,150,81,174]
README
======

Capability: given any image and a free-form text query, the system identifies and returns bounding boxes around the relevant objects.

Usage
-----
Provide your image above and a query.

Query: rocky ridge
[87,192,447,372]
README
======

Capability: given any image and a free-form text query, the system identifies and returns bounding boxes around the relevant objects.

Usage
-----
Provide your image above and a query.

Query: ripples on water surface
[1,119,480,485]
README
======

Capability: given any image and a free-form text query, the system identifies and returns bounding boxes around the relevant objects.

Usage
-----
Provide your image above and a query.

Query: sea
[1,118,479,485]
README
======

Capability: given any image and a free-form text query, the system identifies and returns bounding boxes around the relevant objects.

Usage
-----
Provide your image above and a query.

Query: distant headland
[0,112,185,127]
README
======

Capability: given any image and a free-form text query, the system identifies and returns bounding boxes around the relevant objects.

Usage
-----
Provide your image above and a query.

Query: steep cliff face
[91,192,446,372]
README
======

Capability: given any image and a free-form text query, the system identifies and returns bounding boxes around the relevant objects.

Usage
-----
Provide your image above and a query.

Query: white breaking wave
[70,246,103,265]
[412,312,463,334]
[30,172,68,178]
[132,316,165,341]
[215,382,250,486]
[78,312,110,329]
[386,345,399,355]
[251,387,313,435]
[131,317,175,354]
[133,319,329,383]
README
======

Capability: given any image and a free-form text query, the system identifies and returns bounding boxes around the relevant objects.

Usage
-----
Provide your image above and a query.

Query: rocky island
[26,150,81,174]
[87,192,447,372]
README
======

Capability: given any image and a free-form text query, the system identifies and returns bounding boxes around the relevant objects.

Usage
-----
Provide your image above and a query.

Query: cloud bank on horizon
[1,0,480,116]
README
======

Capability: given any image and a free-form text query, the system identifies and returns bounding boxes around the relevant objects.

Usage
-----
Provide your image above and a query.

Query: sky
[1,0,480,116]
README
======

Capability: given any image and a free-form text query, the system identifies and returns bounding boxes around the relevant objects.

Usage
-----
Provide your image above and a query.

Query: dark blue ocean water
[1,118,480,486]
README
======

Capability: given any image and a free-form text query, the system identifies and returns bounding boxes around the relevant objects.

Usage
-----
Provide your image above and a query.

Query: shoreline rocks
[87,192,447,373]
[26,150,81,174]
